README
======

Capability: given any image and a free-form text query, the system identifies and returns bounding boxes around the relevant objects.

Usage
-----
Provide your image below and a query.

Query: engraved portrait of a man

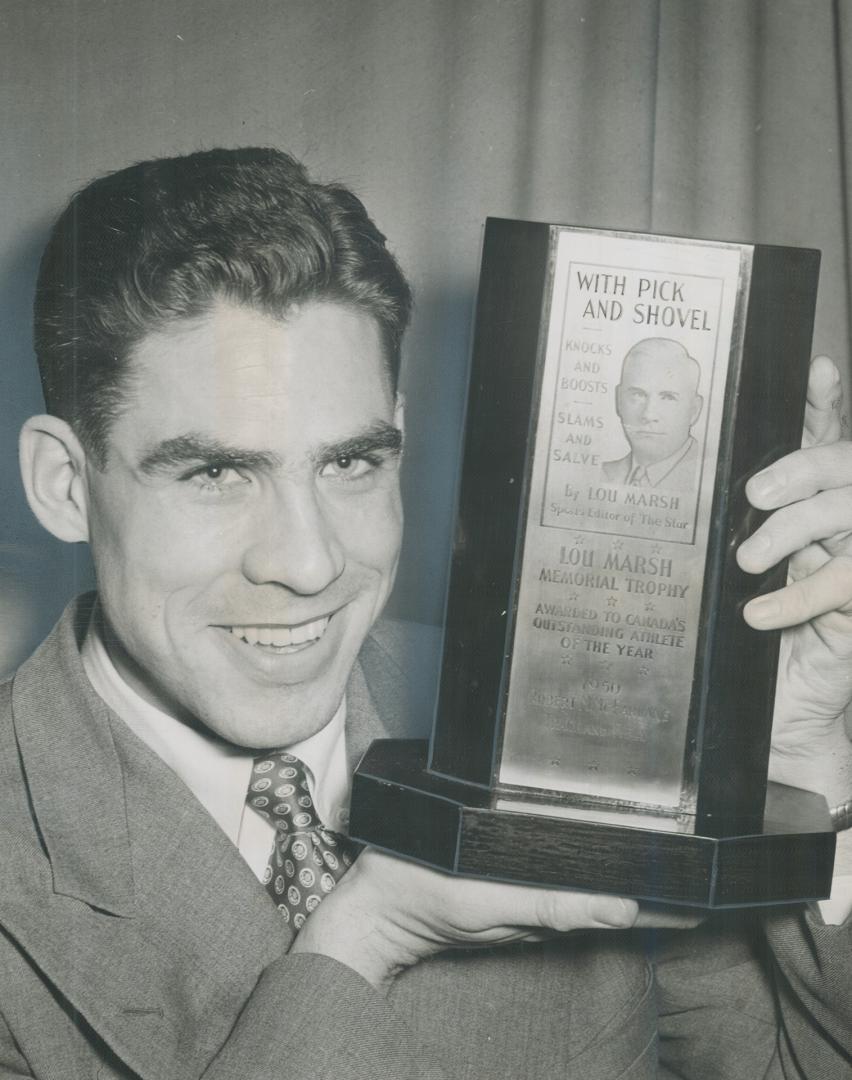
[602,337,704,490]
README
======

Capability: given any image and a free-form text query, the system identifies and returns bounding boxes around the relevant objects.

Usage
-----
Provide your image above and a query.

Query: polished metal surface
[498,227,752,811]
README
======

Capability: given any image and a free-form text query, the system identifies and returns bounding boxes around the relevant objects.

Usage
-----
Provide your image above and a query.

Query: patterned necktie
[247,751,359,931]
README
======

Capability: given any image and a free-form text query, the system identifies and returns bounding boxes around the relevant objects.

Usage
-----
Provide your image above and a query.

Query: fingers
[802,355,843,447]
[786,540,833,582]
[300,851,640,988]
[738,487,852,572]
[743,359,849,565]
[433,873,639,934]
[355,849,639,936]
[632,904,705,930]
[747,441,852,512]
[531,889,638,931]
[740,360,852,629]
[743,555,852,629]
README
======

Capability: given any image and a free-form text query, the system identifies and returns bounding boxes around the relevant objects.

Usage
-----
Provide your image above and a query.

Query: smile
[226,616,331,653]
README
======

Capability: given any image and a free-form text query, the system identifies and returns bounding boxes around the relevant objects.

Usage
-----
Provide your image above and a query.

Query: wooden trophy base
[349,740,836,908]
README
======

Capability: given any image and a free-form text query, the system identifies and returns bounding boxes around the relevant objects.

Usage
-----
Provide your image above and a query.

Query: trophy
[349,219,836,907]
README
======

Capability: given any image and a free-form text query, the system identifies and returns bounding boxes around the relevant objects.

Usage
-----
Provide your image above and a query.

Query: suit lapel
[11,596,136,915]
[7,598,289,1080]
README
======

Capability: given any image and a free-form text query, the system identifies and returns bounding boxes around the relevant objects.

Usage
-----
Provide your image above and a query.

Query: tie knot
[248,751,319,832]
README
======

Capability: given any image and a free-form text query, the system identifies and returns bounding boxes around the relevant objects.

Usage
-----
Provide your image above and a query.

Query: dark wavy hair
[33,147,412,465]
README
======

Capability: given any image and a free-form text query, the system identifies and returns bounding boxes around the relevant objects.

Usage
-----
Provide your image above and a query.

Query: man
[0,148,850,1079]
[0,147,663,1080]
[602,337,703,489]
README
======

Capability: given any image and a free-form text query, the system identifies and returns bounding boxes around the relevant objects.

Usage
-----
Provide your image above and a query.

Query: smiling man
[603,337,704,490]
[1,148,663,1080]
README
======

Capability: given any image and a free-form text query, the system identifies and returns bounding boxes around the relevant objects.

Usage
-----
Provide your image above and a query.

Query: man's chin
[190,689,343,750]
[165,642,350,748]
[628,433,672,465]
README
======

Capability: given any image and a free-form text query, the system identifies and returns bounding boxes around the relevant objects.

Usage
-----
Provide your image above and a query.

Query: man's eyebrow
[137,434,282,476]
[137,423,403,476]
[314,421,403,465]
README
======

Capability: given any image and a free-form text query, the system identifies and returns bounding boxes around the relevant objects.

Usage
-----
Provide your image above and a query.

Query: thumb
[532,890,639,931]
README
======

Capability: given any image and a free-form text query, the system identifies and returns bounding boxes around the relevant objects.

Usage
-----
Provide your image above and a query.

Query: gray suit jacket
[0,595,657,1080]
[601,437,700,492]
[654,906,852,1078]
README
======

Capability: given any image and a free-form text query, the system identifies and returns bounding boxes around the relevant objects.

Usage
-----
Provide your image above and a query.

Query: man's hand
[290,848,641,990]
[736,355,852,805]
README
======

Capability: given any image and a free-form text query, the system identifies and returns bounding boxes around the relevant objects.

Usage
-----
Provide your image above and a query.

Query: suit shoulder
[360,617,443,738]
[602,454,630,481]
[0,673,11,714]
[367,617,442,670]
[0,674,16,764]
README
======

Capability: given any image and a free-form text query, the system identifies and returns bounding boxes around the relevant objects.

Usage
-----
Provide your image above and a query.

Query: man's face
[615,350,702,466]
[83,299,403,748]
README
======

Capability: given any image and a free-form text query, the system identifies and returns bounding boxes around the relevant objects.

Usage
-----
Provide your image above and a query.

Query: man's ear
[19,415,92,543]
[690,394,704,426]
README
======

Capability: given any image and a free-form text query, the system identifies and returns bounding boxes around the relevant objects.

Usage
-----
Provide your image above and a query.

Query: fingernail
[749,471,781,501]
[812,355,840,386]
[746,595,780,623]
[742,532,772,556]
[597,899,637,928]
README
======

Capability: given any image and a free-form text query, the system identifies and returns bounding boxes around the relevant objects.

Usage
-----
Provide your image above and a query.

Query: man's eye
[319,454,375,481]
[182,463,248,491]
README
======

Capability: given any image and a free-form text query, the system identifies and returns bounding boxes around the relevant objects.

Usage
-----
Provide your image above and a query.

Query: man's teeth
[228,617,330,650]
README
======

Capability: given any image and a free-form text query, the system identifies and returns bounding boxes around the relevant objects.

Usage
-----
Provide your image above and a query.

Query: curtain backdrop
[1,0,850,673]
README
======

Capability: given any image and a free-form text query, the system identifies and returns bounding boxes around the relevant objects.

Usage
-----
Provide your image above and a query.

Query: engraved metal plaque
[350,219,836,907]
[499,231,749,811]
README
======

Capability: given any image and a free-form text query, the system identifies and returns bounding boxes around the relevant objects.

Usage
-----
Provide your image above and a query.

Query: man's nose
[241,481,345,595]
